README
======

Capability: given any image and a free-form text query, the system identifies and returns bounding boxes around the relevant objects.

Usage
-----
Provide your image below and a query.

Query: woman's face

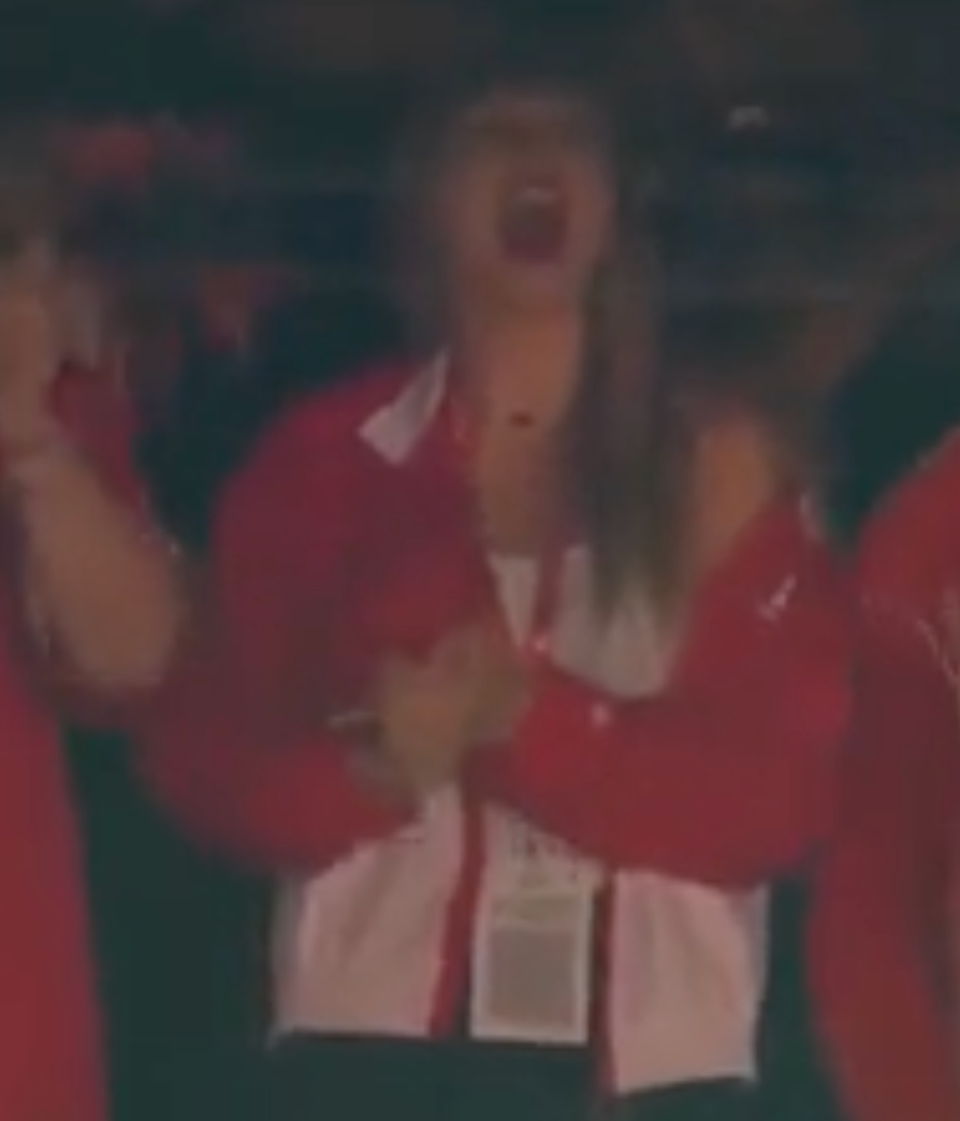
[433,89,615,313]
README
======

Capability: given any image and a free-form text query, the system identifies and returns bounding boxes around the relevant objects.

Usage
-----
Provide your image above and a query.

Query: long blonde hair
[389,47,665,615]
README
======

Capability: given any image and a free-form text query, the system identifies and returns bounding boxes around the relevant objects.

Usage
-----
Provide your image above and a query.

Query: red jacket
[136,362,855,1092]
[0,364,138,1121]
[808,430,960,1121]
[138,362,853,883]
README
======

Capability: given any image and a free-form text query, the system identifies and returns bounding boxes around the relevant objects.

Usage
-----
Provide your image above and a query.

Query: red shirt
[137,362,853,893]
[808,430,960,1121]
[0,364,138,1121]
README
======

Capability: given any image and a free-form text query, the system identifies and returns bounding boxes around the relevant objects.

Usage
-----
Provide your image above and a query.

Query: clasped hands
[349,620,529,800]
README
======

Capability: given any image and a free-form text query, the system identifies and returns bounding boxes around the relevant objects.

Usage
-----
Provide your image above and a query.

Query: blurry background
[10,0,960,297]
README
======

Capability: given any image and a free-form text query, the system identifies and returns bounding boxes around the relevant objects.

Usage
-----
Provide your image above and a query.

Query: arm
[475,506,852,886]
[137,653,411,872]
[134,406,414,870]
[807,614,960,1121]
[7,364,184,698]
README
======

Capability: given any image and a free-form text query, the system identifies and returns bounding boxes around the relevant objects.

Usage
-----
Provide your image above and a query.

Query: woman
[138,54,852,1121]
[808,245,960,1121]
[0,151,183,1119]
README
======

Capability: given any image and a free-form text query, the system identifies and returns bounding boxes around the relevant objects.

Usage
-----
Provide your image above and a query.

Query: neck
[449,302,582,435]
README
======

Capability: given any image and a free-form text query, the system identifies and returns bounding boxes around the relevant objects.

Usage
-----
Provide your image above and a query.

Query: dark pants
[265,1035,762,1121]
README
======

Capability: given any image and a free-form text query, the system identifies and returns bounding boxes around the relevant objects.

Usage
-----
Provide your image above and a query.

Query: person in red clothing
[809,250,960,1121]
[0,142,184,1120]
[807,603,960,1121]
[138,48,854,1121]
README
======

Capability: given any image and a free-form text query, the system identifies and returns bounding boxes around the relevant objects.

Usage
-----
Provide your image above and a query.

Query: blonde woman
[138,52,855,1121]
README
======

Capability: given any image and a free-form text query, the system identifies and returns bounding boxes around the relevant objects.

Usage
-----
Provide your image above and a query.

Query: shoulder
[672,506,852,705]
[232,359,417,489]
[681,496,852,684]
[857,425,960,613]
[257,359,414,457]
[212,359,418,546]
[864,424,960,547]
[691,410,807,581]
[730,498,847,608]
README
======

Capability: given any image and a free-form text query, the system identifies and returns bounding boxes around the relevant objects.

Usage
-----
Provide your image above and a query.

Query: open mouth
[498,181,568,264]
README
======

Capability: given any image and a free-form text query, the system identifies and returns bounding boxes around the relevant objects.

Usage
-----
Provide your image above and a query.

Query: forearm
[135,679,413,870]
[473,664,846,884]
[6,432,184,693]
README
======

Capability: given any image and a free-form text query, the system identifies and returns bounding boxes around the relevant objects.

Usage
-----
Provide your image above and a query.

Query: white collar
[359,354,448,464]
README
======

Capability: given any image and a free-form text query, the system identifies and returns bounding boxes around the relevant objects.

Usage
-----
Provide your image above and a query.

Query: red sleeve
[474,504,852,886]
[138,659,410,872]
[857,428,960,631]
[135,399,413,870]
[807,612,960,1121]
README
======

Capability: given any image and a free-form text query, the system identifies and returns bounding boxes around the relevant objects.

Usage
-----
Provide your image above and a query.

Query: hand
[372,635,478,794]
[373,623,528,793]
[0,239,66,443]
[455,620,529,747]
